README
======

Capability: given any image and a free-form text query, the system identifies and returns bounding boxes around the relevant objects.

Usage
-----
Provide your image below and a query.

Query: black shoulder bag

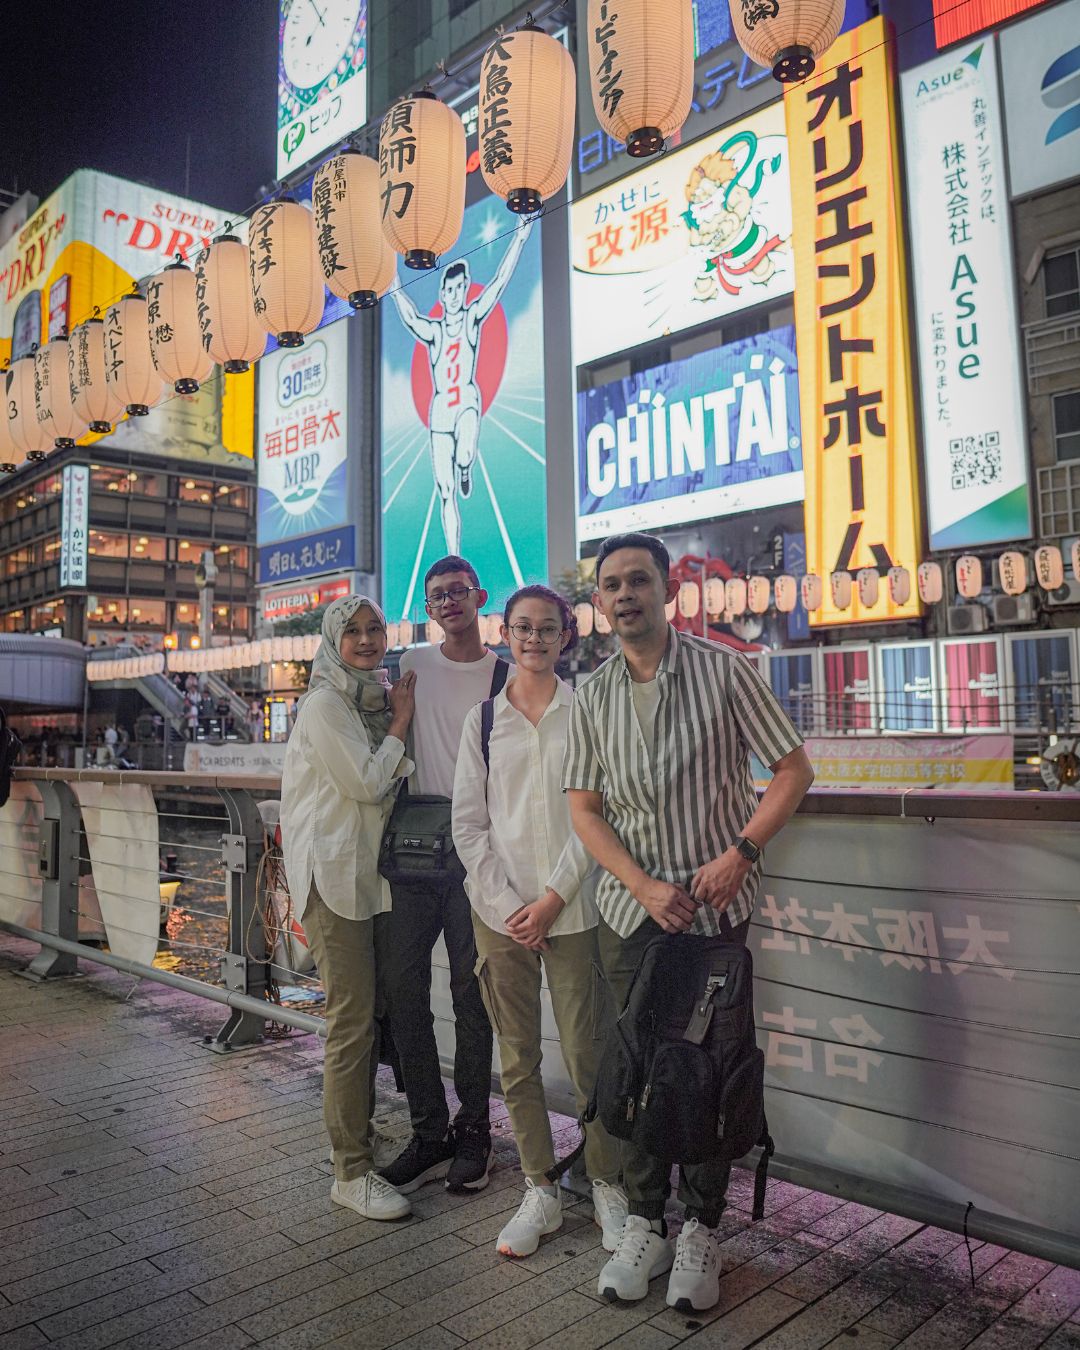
[377,657,509,885]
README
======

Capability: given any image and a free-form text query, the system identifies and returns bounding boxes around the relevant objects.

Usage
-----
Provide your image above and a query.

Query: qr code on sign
[949,432,1002,489]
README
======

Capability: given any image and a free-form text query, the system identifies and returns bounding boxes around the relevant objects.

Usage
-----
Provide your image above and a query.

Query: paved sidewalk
[1,932,1078,1350]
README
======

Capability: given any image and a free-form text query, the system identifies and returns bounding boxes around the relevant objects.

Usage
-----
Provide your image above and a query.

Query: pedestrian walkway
[1,931,1078,1350]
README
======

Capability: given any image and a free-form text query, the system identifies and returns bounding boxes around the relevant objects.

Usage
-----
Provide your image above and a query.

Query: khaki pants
[303,886,385,1183]
[473,916,621,1187]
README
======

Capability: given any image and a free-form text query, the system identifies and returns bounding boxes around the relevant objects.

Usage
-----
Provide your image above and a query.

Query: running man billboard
[380,202,546,621]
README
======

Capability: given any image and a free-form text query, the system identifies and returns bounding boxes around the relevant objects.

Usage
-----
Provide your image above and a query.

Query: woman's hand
[505,889,566,952]
[388,671,416,740]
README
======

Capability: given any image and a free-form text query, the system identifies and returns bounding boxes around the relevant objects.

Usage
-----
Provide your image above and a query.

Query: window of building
[126,599,167,628]
[86,531,131,559]
[88,598,129,626]
[90,466,163,496]
[1053,391,1080,462]
[31,600,66,632]
[0,471,63,522]
[178,477,217,504]
[129,535,168,561]
[1045,247,1080,318]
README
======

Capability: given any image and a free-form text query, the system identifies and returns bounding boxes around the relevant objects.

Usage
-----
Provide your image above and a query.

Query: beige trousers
[473,916,621,1187]
[302,885,383,1183]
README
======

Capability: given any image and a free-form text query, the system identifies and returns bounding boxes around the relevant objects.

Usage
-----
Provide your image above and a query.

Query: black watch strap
[735,835,761,864]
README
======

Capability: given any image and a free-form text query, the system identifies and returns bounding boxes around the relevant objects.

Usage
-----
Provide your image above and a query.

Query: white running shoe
[495,1180,563,1258]
[597,1214,674,1302]
[329,1130,402,1173]
[331,1171,411,1221]
[592,1179,628,1253]
[665,1218,723,1312]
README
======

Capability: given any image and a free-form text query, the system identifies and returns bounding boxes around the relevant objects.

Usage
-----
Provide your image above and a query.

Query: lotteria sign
[576,327,803,540]
[902,41,1031,549]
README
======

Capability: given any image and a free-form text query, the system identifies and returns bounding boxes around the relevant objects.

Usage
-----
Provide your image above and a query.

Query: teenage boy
[564,532,815,1313]
[380,555,506,1194]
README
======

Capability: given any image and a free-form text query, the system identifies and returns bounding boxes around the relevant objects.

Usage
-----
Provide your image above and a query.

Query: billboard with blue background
[380,201,547,622]
[879,641,938,732]
[576,325,803,540]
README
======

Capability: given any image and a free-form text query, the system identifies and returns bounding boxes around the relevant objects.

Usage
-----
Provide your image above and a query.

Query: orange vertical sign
[785,17,923,627]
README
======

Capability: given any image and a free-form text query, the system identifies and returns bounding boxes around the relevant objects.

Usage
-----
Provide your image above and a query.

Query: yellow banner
[785,18,923,626]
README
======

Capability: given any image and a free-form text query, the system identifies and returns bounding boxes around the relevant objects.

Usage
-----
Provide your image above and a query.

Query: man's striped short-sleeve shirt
[563,626,803,938]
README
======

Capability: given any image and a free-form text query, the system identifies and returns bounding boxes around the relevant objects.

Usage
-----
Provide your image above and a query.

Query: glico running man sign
[576,327,803,540]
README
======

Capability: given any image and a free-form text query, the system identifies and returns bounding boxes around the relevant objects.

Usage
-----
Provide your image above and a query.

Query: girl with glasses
[452,584,626,1259]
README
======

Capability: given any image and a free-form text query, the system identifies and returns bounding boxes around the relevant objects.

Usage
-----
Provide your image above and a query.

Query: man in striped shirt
[564,532,814,1313]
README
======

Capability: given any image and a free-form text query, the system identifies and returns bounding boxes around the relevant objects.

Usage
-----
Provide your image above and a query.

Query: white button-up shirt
[452,678,599,937]
[281,680,411,924]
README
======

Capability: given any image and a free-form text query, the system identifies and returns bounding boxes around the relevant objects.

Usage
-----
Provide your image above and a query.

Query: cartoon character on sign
[389,215,532,556]
[681,130,785,303]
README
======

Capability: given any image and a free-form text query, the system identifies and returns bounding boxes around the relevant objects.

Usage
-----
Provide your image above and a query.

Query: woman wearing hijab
[281,595,417,1221]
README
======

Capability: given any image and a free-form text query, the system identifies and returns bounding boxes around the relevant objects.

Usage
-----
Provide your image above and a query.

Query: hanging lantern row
[196,236,267,372]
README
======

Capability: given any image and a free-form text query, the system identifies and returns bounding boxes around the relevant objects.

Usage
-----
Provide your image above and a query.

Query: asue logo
[914,44,982,100]
[1041,41,1080,146]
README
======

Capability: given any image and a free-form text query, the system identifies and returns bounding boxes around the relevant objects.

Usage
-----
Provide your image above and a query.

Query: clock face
[282,0,363,91]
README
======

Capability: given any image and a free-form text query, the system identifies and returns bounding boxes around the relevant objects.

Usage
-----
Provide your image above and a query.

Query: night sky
[2,1,280,217]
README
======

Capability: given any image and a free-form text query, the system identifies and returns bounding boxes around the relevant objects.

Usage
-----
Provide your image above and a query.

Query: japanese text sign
[570,100,793,365]
[277,0,367,179]
[785,17,923,626]
[903,41,1031,550]
[59,464,90,590]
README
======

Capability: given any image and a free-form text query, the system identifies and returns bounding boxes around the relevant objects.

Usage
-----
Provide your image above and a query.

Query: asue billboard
[902,40,1031,549]
[576,326,802,540]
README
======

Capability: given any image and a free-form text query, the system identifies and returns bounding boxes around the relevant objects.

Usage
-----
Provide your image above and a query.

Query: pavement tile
[892,1293,1012,1349]
[750,1271,899,1349]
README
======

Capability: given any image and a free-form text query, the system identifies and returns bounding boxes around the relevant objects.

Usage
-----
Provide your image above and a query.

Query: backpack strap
[752,1124,775,1221]
[480,698,496,776]
[488,656,510,698]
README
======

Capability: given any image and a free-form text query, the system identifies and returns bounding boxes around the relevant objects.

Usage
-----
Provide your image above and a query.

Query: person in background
[185,698,199,742]
[565,532,814,1313]
[379,555,504,1197]
[453,584,627,1259]
[280,594,417,1222]
[248,699,263,742]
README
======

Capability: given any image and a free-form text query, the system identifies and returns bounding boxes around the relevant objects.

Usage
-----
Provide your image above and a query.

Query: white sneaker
[592,1179,628,1252]
[597,1215,674,1302]
[331,1171,411,1221]
[665,1218,722,1311]
[495,1180,563,1258]
[329,1129,401,1172]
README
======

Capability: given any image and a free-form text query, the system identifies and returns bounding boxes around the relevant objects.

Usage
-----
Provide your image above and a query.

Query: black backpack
[0,706,23,809]
[557,925,774,1220]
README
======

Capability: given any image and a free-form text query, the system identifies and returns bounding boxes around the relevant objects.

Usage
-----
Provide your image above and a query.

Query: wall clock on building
[281,0,364,92]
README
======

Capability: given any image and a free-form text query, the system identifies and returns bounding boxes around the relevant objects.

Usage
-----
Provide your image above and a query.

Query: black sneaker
[446,1124,492,1193]
[377,1133,454,1194]
[459,462,473,498]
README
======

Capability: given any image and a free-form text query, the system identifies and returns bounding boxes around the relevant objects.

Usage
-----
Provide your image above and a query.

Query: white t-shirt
[630,677,661,760]
[398,644,505,797]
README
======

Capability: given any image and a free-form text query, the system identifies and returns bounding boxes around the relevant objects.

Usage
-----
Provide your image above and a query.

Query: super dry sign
[785,17,923,627]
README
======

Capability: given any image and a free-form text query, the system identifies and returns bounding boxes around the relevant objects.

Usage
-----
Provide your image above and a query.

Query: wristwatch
[734,835,762,864]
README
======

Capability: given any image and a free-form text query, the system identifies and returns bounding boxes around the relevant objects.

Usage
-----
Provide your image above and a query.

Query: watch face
[282,0,363,90]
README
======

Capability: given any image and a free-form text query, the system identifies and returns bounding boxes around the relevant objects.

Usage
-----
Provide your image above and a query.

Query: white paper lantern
[747,576,770,614]
[917,561,944,604]
[271,636,286,661]
[379,93,466,270]
[574,601,595,638]
[195,236,267,371]
[7,354,50,460]
[830,571,852,610]
[587,0,694,157]
[105,294,164,416]
[725,577,747,615]
[857,568,880,608]
[248,200,325,347]
[147,261,213,393]
[801,574,823,612]
[728,0,845,82]
[888,566,911,606]
[703,577,726,615]
[479,25,575,213]
[664,598,677,621]
[1034,545,1064,591]
[595,608,612,635]
[773,575,797,613]
[997,551,1026,596]
[312,153,397,310]
[1,366,20,472]
[70,319,124,433]
[1071,540,1080,585]
[677,580,700,618]
[955,554,983,600]
[259,637,273,663]
[33,342,82,453]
